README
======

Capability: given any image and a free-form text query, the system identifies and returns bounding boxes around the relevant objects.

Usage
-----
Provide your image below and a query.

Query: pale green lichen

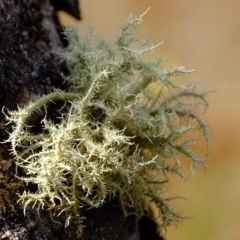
[5,11,209,230]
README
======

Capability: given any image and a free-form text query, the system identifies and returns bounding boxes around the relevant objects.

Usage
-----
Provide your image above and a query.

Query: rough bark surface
[0,1,163,239]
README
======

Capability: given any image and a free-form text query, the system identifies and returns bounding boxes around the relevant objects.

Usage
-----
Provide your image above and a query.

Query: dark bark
[0,1,163,239]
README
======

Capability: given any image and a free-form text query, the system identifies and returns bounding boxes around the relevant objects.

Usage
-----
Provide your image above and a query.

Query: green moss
[5,10,209,231]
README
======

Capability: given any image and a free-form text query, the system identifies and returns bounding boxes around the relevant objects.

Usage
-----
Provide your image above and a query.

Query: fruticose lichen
[5,10,209,230]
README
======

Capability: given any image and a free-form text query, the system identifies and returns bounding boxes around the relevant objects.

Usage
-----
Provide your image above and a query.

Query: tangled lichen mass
[5,11,209,230]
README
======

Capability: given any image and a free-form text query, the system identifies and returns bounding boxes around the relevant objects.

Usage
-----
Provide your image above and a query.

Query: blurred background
[59,1,240,239]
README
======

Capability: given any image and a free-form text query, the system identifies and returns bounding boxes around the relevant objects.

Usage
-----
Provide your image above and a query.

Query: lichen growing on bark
[5,10,209,230]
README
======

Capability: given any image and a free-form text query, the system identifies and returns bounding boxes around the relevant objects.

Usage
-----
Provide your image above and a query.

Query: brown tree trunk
[0,1,163,239]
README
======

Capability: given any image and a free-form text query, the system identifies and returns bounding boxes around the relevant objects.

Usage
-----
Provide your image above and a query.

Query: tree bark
[0,1,163,239]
